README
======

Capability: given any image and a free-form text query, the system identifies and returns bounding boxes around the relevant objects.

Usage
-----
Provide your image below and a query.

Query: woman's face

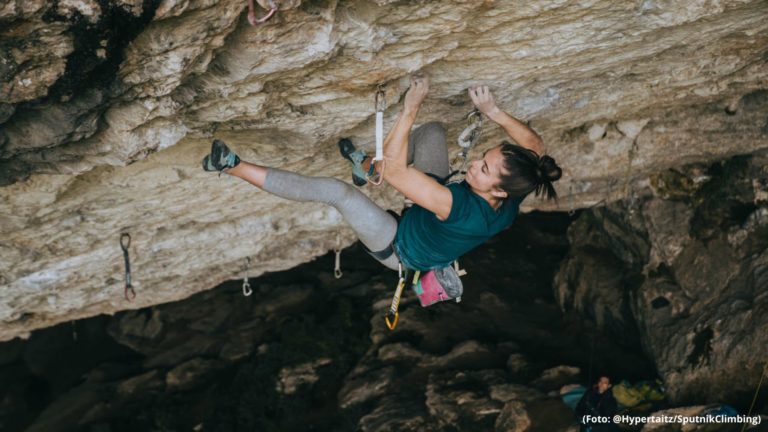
[465,145,508,198]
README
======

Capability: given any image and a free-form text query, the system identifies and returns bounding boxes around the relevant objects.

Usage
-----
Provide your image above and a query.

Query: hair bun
[538,155,562,183]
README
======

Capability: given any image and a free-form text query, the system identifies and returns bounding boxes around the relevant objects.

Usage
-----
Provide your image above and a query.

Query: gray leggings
[262,122,450,270]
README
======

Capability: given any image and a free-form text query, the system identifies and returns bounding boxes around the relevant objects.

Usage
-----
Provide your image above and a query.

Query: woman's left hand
[404,75,429,113]
[469,86,500,116]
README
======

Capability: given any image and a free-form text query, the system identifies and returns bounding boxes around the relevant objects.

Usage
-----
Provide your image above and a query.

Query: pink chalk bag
[384,262,465,330]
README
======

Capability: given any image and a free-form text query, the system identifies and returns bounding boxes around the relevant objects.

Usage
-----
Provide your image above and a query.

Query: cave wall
[555,151,768,405]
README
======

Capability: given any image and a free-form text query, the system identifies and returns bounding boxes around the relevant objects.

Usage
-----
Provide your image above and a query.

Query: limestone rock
[377,342,425,364]
[425,370,507,428]
[506,353,530,376]
[357,395,428,432]
[555,152,768,404]
[494,400,531,432]
[0,19,73,104]
[0,0,767,348]
[489,383,545,404]
[417,339,497,371]
[337,366,396,409]
[422,369,576,431]
[529,365,581,392]
[165,357,224,390]
[276,357,332,395]
[23,383,112,432]
[116,369,165,396]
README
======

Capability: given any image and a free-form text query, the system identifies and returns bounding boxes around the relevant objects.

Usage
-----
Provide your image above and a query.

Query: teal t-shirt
[394,181,521,270]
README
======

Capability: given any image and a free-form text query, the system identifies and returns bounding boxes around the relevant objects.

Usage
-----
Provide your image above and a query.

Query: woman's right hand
[469,86,500,117]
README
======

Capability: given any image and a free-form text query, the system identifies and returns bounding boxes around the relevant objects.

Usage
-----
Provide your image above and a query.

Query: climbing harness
[333,231,343,279]
[242,257,253,297]
[247,0,277,26]
[741,361,768,432]
[367,85,387,186]
[120,233,136,301]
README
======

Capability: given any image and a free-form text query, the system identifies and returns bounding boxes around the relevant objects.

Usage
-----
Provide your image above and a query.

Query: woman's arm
[383,76,453,220]
[469,86,545,156]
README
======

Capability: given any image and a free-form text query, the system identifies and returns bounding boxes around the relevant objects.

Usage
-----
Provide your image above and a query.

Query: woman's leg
[363,121,450,180]
[407,121,451,179]
[226,162,400,270]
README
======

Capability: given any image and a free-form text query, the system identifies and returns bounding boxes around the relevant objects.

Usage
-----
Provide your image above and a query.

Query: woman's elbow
[529,136,545,156]
[385,161,407,176]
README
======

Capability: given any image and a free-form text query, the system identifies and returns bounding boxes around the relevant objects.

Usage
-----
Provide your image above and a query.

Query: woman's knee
[321,177,359,205]
[420,121,446,136]
[414,121,447,148]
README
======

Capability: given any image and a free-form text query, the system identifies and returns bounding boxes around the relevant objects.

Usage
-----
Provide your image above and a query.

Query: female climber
[201,75,562,273]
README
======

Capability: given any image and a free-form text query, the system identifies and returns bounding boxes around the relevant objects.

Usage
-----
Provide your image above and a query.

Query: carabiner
[458,109,483,149]
[385,276,406,330]
[385,311,399,330]
[120,233,135,301]
[242,257,253,296]
[334,248,343,279]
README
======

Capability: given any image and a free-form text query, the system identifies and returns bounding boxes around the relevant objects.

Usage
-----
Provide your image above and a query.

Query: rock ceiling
[0,0,766,340]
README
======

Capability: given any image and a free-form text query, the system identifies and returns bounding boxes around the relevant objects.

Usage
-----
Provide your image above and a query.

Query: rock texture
[3,213,763,431]
[555,152,768,405]
[1,214,627,432]
[1,0,767,342]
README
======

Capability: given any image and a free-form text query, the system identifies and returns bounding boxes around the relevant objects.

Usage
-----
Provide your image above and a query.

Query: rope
[741,361,768,432]
[120,233,136,301]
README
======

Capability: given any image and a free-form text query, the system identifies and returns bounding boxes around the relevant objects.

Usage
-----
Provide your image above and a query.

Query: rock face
[1,214,622,432]
[555,152,768,405]
[0,1,767,344]
[2,212,763,431]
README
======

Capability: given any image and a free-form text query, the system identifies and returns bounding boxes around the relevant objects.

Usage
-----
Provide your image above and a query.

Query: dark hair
[498,141,562,200]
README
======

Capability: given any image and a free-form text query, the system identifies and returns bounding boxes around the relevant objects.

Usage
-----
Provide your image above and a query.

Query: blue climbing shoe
[338,138,368,186]
[202,139,241,173]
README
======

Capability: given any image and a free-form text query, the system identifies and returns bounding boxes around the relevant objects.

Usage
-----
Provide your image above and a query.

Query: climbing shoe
[202,139,241,173]
[338,138,368,187]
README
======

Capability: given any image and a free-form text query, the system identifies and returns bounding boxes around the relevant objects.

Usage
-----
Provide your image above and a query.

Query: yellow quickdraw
[384,267,420,331]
